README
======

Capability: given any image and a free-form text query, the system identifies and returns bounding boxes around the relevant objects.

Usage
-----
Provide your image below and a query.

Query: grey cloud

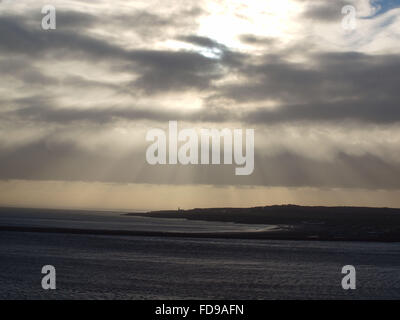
[128,49,223,93]
[7,102,229,125]
[1,1,400,192]
[6,96,400,126]
[239,34,278,46]
[300,0,350,22]
[0,13,223,93]
[49,10,98,29]
[0,15,125,59]
[177,35,245,67]
[1,138,399,190]
[244,99,400,124]
[3,46,400,125]
[117,7,203,40]
[0,57,56,86]
[213,51,400,124]
[178,35,226,49]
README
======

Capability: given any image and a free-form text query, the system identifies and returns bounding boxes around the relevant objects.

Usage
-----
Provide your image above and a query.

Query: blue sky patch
[368,0,400,18]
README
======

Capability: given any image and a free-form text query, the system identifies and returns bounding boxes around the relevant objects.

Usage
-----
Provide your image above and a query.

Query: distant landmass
[1,205,400,242]
[125,205,400,242]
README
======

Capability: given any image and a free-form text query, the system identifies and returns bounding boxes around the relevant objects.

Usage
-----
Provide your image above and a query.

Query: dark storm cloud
[2,8,400,126]
[214,51,400,124]
[3,49,400,125]
[49,10,98,29]
[128,49,223,93]
[0,12,223,93]
[0,8,203,56]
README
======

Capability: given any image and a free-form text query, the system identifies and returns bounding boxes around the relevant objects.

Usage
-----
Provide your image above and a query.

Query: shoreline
[1,225,400,243]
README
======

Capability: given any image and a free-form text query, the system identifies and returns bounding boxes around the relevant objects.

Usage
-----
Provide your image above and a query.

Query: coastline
[1,224,400,243]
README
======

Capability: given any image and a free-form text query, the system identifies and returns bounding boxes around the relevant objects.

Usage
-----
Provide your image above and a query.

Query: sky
[0,0,400,210]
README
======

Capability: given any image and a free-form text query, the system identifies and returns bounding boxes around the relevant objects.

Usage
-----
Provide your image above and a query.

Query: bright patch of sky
[368,0,400,17]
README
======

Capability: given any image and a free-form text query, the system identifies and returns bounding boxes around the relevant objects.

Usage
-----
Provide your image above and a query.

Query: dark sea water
[1,231,400,300]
